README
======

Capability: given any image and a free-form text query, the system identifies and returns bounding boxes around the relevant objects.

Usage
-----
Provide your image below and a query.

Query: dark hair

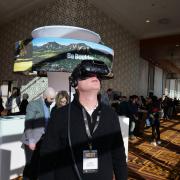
[151,95,158,103]
[107,88,112,92]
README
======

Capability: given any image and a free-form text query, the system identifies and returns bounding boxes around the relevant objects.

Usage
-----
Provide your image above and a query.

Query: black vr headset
[69,60,112,87]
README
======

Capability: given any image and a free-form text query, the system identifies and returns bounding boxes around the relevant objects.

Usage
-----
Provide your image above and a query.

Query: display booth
[0,26,129,180]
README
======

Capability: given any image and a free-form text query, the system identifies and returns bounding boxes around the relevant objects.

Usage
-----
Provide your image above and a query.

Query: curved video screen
[14,37,114,73]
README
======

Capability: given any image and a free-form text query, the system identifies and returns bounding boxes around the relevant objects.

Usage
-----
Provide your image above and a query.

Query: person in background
[111,94,121,113]
[19,93,29,115]
[173,97,179,117]
[128,95,139,140]
[162,96,169,120]
[21,87,56,180]
[51,90,69,114]
[106,88,114,104]
[150,96,161,146]
[116,96,129,116]
[100,89,110,106]
[39,61,127,180]
[145,96,153,128]
[5,87,21,115]
[0,93,4,116]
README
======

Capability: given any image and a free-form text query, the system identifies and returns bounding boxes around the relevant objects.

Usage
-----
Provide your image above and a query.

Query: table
[0,115,25,180]
[0,115,129,180]
[119,116,129,161]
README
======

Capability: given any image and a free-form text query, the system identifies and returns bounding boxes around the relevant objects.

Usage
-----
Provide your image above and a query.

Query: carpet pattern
[128,119,180,180]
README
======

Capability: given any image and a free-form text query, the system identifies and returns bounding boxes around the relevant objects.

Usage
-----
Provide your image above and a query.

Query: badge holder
[83,148,98,173]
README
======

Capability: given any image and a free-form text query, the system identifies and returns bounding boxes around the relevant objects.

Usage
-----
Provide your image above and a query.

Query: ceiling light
[145,19,151,23]
[175,44,180,47]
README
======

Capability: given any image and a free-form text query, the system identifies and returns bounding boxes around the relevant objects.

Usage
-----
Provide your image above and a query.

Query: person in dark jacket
[150,96,161,145]
[0,94,4,115]
[19,93,29,115]
[39,61,127,180]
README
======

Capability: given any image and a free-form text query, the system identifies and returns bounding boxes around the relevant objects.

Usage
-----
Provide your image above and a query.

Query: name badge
[83,150,98,173]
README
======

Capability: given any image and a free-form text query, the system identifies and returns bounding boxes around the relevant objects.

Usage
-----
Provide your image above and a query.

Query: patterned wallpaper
[0,0,141,97]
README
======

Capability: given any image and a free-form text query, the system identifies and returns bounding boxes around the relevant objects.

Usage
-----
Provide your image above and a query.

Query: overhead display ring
[14,37,113,73]
[31,25,101,43]
[13,26,114,74]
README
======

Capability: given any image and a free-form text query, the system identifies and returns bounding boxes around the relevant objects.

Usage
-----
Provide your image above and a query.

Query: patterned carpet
[128,118,180,180]
[12,118,180,180]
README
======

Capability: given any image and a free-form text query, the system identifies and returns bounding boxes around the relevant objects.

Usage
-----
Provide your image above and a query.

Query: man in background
[21,87,56,180]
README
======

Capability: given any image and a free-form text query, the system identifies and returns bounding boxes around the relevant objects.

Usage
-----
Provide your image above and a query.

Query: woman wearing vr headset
[39,60,127,180]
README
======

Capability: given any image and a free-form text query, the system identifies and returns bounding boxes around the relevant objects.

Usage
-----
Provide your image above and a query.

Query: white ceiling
[0,0,180,38]
[92,0,180,38]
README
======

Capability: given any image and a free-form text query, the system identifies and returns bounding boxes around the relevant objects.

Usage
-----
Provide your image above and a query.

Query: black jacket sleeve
[111,112,128,180]
[38,109,67,180]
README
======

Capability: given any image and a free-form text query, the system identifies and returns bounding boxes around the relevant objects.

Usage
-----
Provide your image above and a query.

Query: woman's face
[59,97,68,106]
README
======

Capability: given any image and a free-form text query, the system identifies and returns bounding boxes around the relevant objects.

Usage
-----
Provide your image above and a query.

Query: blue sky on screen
[32,37,114,55]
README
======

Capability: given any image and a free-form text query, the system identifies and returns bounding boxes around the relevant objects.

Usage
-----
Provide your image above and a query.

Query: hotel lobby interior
[0,0,180,180]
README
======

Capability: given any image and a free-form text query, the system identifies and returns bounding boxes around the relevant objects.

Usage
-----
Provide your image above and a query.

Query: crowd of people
[102,89,179,146]
[0,87,29,116]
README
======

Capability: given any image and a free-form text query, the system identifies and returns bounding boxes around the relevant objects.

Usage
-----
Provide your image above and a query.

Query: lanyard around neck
[82,107,100,140]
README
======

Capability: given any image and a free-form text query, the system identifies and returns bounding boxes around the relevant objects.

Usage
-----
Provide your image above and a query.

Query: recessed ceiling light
[145,19,151,23]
